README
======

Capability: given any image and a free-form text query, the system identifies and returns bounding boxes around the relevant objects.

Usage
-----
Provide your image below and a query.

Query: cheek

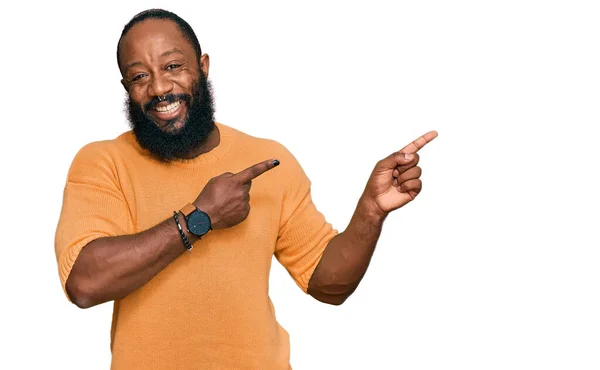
[174,70,198,93]
[129,88,148,109]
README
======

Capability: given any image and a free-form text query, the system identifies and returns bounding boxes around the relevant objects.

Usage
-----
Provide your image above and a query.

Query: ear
[200,53,210,77]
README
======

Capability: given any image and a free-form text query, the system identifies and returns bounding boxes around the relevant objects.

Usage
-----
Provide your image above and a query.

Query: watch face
[187,211,211,236]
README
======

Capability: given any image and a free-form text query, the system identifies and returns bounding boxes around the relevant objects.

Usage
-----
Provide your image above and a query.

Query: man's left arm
[308,131,438,305]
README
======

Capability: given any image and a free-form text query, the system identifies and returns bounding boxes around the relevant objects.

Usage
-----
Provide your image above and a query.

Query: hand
[364,131,438,215]
[193,159,279,229]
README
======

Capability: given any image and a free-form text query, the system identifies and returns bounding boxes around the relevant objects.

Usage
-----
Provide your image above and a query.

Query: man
[54,8,437,369]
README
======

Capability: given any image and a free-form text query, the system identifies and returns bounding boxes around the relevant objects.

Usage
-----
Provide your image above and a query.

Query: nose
[148,72,174,100]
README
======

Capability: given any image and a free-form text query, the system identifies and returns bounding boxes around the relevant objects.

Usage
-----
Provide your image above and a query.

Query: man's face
[119,19,203,131]
[118,19,215,161]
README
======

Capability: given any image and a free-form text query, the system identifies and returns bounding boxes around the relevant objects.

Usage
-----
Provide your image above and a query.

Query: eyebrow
[161,47,184,58]
[124,48,185,72]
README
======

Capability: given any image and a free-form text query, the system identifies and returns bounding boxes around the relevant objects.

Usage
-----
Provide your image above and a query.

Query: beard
[125,71,216,162]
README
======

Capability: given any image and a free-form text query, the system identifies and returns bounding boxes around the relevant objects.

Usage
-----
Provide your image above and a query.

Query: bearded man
[54,8,437,369]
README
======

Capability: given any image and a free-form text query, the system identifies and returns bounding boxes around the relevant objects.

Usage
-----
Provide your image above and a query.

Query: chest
[121,162,283,261]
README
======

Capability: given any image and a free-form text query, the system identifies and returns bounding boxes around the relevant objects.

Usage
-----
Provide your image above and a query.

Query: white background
[1,1,599,369]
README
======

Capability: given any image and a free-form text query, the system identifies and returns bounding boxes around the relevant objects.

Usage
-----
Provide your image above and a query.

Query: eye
[130,74,147,82]
[166,64,182,70]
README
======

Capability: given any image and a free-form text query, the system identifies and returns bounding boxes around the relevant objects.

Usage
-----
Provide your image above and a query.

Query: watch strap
[180,203,197,217]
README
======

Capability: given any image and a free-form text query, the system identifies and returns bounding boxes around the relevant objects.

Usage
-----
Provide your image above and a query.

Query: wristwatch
[180,204,212,237]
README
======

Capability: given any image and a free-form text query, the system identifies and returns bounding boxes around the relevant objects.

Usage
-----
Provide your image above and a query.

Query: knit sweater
[54,123,338,369]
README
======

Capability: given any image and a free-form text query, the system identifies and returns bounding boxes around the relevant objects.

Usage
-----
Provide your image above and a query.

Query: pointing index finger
[235,159,280,183]
[400,130,438,154]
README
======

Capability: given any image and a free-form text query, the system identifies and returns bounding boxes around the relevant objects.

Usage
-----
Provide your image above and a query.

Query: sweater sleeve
[274,147,338,293]
[54,141,133,300]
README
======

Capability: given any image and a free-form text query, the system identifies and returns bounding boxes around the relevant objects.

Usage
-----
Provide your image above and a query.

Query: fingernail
[404,153,414,160]
[273,159,280,167]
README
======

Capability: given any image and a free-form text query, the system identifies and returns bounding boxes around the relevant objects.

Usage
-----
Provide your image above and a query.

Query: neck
[180,124,220,159]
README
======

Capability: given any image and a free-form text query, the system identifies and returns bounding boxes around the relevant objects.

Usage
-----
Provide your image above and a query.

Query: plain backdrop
[1,1,599,369]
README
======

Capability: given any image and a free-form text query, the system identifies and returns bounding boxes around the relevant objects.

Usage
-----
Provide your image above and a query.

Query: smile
[152,100,185,122]
[155,100,181,113]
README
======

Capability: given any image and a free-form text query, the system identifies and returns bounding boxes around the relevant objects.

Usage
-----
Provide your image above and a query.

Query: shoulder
[221,123,299,162]
[221,123,306,175]
[72,131,137,162]
[68,132,134,180]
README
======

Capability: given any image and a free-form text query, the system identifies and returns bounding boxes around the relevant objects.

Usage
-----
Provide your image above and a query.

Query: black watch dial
[187,210,211,236]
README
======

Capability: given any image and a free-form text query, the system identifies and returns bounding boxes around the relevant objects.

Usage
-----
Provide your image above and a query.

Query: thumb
[379,152,415,169]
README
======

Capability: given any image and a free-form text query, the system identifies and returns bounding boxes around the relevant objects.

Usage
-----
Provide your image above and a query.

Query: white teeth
[156,100,181,113]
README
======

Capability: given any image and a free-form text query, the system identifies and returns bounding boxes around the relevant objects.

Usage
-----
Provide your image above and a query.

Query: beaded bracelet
[173,211,193,252]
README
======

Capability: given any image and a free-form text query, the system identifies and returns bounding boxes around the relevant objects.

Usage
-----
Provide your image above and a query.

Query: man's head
[117,9,215,162]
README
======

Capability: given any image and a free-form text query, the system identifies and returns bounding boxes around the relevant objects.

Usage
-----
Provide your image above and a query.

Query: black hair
[117,9,202,70]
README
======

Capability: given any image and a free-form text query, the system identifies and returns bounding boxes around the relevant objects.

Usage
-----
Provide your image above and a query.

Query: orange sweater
[55,123,337,369]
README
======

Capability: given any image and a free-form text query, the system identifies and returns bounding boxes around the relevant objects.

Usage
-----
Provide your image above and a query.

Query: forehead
[119,19,194,67]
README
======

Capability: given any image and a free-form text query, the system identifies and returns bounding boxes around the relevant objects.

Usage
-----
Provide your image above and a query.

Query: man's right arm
[65,212,194,308]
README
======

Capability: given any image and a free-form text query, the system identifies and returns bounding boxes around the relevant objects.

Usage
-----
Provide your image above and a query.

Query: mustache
[143,93,192,112]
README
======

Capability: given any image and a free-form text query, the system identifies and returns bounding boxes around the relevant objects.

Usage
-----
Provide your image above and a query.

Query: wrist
[193,199,219,230]
[181,203,212,238]
[358,195,387,225]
